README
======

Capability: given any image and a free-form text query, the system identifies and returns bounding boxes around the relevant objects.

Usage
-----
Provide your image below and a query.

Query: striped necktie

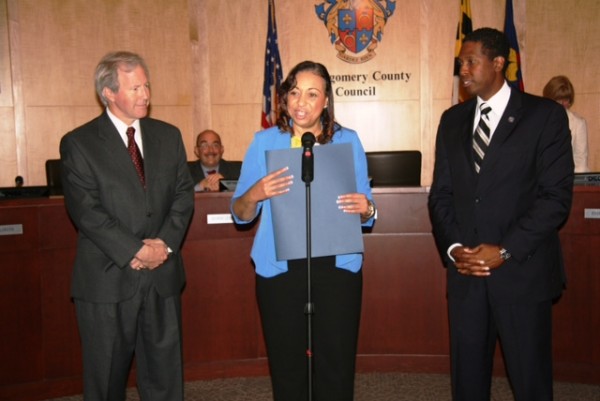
[473,103,492,173]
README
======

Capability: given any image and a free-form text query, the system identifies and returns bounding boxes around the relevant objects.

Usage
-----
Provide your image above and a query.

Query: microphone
[301,132,316,183]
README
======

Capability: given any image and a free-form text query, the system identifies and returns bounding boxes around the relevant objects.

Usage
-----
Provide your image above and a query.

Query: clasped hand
[451,243,505,277]
[201,172,224,192]
[130,238,170,270]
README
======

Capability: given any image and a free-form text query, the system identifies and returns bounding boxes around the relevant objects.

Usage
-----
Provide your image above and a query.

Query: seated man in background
[189,129,241,191]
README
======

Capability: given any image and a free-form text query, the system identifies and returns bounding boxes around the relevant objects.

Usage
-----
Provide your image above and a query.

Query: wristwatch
[499,248,511,261]
[365,200,376,219]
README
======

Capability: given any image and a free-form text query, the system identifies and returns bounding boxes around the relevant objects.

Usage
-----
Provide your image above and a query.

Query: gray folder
[266,143,364,261]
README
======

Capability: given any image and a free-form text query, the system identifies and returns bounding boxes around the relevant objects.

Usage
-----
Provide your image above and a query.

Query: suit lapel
[491,89,523,146]
[140,119,159,189]
[99,113,147,190]
[457,101,478,180]
[480,89,523,174]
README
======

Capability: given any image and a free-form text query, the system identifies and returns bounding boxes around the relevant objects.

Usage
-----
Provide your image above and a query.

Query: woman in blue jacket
[231,60,375,401]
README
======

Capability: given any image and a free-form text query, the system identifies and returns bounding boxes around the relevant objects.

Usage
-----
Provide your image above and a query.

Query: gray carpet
[46,373,600,401]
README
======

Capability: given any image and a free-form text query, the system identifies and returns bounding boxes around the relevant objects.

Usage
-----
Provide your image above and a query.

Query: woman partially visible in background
[543,75,590,173]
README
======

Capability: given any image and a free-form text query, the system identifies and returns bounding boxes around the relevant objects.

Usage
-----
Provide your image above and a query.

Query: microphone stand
[301,132,315,401]
[304,178,314,401]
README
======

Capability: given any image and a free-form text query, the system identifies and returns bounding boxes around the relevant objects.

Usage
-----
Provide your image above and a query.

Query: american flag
[261,0,283,129]
[452,0,472,105]
[504,0,524,91]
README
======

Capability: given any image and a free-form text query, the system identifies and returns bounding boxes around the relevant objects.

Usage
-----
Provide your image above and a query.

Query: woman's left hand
[337,193,369,215]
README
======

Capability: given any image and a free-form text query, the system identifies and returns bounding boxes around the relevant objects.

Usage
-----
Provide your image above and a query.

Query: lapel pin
[508,116,515,123]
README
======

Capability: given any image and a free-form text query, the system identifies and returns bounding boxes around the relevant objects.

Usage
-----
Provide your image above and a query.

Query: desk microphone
[301,132,316,183]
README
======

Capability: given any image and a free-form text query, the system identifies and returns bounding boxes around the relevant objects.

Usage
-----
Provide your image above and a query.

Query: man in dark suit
[428,28,574,401]
[188,129,241,191]
[60,51,194,401]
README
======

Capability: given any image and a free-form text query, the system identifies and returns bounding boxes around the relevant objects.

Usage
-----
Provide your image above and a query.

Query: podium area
[0,187,598,401]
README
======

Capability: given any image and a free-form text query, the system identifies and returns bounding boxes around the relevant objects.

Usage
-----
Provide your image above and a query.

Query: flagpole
[452,0,472,105]
[504,0,524,91]
[261,0,283,129]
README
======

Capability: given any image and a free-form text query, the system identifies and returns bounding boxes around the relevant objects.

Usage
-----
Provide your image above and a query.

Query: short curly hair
[463,28,510,74]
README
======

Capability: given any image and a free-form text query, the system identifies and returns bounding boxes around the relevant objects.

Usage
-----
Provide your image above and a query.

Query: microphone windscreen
[301,132,316,148]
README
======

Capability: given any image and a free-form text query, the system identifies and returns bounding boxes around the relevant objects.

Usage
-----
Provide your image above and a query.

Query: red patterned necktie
[126,127,145,187]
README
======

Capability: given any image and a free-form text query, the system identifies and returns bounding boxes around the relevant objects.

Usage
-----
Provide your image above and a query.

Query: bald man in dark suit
[188,129,241,192]
[429,28,573,401]
[60,51,194,401]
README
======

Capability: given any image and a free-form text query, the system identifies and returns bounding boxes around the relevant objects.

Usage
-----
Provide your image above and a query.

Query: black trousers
[256,256,363,401]
[448,279,553,401]
[74,272,184,401]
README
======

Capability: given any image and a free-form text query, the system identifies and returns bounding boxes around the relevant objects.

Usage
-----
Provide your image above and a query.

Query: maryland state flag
[261,0,283,129]
[504,0,524,91]
[452,0,472,105]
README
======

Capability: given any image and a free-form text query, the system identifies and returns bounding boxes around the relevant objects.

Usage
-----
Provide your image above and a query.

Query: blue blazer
[231,126,374,278]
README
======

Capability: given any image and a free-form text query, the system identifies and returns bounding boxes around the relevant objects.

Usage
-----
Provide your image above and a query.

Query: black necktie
[126,127,145,187]
[473,103,492,173]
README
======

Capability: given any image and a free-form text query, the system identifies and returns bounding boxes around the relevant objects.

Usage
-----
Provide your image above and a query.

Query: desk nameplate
[206,213,234,224]
[584,209,600,219]
[0,224,24,236]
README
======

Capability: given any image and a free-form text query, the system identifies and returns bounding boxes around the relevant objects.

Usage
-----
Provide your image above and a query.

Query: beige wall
[1,0,598,187]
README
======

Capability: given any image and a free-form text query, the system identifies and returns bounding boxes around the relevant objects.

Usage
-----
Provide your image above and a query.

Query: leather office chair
[228,160,243,172]
[366,150,422,187]
[45,159,63,196]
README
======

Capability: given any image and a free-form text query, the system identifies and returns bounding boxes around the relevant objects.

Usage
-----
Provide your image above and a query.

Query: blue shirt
[231,126,374,278]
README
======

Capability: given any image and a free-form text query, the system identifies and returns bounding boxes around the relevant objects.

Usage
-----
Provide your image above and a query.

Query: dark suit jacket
[60,112,195,303]
[428,88,574,306]
[188,159,241,184]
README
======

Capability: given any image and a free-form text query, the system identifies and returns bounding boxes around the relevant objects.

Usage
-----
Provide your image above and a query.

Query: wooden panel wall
[0,0,598,187]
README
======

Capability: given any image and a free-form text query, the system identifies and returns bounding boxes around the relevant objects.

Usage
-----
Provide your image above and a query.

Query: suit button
[146,212,152,217]
[475,197,481,203]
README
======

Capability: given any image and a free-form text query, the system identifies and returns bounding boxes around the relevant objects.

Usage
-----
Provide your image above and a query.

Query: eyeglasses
[197,143,222,150]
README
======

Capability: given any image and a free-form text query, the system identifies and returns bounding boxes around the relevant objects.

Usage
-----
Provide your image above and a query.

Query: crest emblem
[315,0,396,64]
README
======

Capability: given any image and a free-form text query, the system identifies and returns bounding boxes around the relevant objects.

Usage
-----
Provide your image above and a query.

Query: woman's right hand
[233,167,293,221]
[251,166,294,202]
